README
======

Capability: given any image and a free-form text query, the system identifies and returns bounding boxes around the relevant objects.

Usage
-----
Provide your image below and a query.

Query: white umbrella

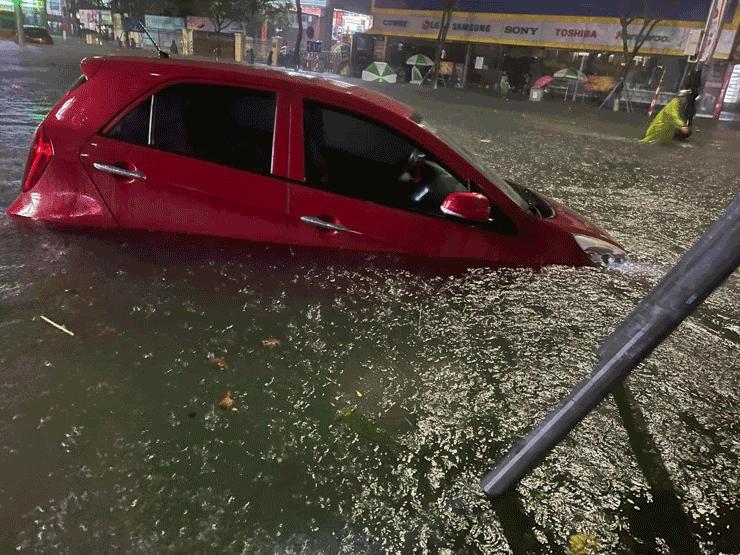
[405,54,434,67]
[361,62,397,83]
[554,68,587,82]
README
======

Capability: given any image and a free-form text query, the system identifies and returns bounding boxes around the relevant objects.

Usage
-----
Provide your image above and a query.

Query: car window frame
[297,97,517,234]
[101,79,283,179]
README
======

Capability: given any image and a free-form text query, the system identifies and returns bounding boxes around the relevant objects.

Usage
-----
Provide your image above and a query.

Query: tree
[293,0,302,68]
[609,2,662,110]
[431,0,456,89]
[199,0,246,32]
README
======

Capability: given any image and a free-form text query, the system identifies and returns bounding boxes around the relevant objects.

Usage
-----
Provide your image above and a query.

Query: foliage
[609,0,662,109]
[103,0,290,32]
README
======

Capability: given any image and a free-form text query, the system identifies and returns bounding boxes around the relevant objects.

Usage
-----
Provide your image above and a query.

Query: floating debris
[261,337,280,349]
[218,391,235,410]
[335,405,400,452]
[40,315,74,337]
[209,356,228,369]
[355,390,364,398]
[568,533,599,555]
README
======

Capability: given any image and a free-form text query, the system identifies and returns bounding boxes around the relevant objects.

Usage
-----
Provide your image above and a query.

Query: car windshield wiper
[506,180,542,217]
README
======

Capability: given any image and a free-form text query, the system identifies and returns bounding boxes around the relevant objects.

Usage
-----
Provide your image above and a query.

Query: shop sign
[371,13,738,58]
[0,0,44,13]
[504,26,540,36]
[381,19,409,29]
[145,15,186,31]
[78,9,113,28]
[46,0,63,16]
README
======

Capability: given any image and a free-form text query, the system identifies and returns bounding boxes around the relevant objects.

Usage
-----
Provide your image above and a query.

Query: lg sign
[504,26,539,35]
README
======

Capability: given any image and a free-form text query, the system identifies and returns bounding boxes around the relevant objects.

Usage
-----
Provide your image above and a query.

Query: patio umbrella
[532,75,554,89]
[362,62,397,83]
[554,68,587,81]
[410,65,424,85]
[405,53,434,66]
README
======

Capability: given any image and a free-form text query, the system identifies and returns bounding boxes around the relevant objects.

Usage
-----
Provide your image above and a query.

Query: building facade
[369,0,740,116]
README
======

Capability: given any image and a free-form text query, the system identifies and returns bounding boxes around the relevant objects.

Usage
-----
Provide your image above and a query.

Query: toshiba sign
[555,28,598,39]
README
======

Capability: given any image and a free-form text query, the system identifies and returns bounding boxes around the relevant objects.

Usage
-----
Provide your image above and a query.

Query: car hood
[540,193,623,249]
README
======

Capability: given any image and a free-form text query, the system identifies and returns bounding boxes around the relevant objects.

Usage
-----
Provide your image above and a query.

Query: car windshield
[411,113,530,213]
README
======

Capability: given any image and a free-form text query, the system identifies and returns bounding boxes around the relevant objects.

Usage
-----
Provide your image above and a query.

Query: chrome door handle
[300,215,362,235]
[93,162,146,181]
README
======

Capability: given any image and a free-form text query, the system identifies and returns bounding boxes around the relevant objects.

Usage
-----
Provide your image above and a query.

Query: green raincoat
[641,97,687,144]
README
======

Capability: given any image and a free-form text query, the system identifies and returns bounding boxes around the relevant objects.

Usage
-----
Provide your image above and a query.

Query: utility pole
[14,0,25,46]
[40,0,48,29]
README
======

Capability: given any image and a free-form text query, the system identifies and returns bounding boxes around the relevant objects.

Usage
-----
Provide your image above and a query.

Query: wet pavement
[0,40,738,553]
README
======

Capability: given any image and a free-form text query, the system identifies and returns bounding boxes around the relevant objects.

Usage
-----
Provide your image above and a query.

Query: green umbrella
[361,62,398,83]
[554,68,587,81]
[405,53,434,67]
[410,65,424,85]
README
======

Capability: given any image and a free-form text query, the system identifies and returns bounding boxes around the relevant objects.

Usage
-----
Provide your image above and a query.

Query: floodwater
[0,41,738,553]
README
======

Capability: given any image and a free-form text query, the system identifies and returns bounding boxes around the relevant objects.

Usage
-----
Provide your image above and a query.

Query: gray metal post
[15,0,25,46]
[462,42,471,89]
[481,194,740,498]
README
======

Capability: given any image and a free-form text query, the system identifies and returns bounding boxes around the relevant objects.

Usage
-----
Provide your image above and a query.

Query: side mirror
[440,192,490,223]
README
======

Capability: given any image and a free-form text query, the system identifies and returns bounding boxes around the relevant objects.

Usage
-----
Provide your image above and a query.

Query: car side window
[303,102,468,215]
[107,97,151,145]
[107,83,276,175]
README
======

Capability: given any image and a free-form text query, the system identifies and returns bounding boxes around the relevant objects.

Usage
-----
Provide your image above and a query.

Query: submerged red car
[7,56,625,267]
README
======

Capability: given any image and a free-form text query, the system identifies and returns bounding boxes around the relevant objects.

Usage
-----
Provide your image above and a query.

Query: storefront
[369,0,740,107]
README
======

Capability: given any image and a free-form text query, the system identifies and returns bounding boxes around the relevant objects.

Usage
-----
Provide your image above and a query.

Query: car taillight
[22,125,53,192]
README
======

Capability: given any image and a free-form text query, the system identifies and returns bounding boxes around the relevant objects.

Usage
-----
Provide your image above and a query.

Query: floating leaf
[261,337,280,349]
[209,356,228,369]
[218,390,235,410]
[335,405,401,452]
[355,390,364,398]
[568,533,599,555]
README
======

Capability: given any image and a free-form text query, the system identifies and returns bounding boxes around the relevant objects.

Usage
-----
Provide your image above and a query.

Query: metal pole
[15,0,25,46]
[462,42,472,89]
[647,65,666,117]
[481,194,740,498]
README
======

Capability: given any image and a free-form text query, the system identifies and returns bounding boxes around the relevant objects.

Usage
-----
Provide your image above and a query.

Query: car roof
[96,56,416,120]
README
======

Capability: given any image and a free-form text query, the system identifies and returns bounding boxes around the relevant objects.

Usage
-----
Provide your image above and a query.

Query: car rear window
[106,83,276,175]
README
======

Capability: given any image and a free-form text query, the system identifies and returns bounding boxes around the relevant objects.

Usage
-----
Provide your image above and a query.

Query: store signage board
[370,13,738,58]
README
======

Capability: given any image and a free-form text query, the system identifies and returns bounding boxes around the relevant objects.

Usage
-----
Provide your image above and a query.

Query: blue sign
[372,0,737,23]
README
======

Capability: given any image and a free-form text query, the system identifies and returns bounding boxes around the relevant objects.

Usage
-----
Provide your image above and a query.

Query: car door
[80,82,291,244]
[286,100,526,265]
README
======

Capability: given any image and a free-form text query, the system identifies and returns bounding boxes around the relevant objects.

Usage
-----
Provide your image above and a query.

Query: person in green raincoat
[641,89,693,144]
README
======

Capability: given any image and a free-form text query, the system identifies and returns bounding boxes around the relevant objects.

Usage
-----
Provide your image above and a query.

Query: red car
[7,56,625,267]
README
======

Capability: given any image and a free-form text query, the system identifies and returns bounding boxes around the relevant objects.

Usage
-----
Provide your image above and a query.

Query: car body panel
[79,135,292,243]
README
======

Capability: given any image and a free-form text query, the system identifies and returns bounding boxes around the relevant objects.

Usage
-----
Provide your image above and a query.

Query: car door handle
[92,162,147,181]
[300,216,362,235]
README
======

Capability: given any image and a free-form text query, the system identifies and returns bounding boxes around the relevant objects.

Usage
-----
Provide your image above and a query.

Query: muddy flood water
[0,41,738,553]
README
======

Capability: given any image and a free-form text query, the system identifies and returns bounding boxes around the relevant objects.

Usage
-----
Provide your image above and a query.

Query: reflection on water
[0,41,738,552]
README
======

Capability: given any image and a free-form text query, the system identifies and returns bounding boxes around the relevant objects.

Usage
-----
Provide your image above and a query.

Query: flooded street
[0,41,738,553]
